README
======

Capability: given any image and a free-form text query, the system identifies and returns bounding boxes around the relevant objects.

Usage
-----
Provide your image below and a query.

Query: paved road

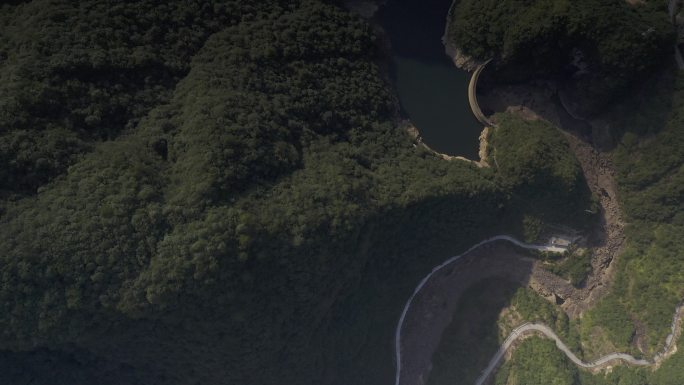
[394,233,684,385]
[394,235,568,385]
[474,323,651,385]
[475,299,684,385]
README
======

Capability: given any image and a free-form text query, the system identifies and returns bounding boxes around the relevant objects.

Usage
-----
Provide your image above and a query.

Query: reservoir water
[377,0,482,159]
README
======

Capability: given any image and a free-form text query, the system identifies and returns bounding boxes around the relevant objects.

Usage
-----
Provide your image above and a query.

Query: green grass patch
[548,249,592,287]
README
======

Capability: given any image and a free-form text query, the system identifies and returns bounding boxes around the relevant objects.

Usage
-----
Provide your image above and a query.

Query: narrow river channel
[377,0,482,159]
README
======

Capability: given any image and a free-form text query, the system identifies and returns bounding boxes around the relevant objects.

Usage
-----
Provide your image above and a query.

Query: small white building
[549,236,573,248]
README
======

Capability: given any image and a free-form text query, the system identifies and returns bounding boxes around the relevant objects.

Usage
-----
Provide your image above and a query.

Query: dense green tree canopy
[450,0,671,70]
[0,1,596,384]
[449,0,673,115]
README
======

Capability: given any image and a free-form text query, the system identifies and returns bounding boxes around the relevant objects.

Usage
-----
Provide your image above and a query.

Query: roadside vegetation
[500,335,684,385]
[427,279,576,385]
[495,337,578,385]
[486,68,684,385]
[410,0,684,383]
[7,0,677,383]
[500,332,684,385]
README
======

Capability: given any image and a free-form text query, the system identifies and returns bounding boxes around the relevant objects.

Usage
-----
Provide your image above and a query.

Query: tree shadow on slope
[477,63,678,153]
[0,348,145,385]
[427,277,521,385]
[427,277,577,385]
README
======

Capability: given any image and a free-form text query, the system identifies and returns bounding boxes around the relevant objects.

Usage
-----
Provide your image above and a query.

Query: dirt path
[394,1,659,380]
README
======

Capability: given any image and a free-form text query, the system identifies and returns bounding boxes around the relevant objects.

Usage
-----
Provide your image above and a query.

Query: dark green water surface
[377,0,482,158]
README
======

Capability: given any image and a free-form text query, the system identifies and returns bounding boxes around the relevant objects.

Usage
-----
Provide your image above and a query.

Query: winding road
[474,323,649,385]
[394,233,684,385]
[476,299,684,385]
[394,235,567,385]
[393,3,684,384]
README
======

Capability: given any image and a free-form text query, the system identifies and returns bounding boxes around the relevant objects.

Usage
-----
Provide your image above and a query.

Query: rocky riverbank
[405,121,490,167]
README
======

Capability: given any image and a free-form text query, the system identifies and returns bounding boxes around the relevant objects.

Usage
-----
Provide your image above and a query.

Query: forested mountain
[0,1,597,384]
[449,0,673,116]
[490,70,684,385]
